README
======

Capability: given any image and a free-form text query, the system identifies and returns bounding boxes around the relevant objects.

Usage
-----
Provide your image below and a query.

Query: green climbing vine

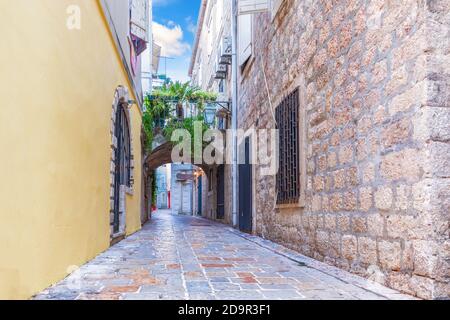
[142,81,218,152]
[151,171,157,207]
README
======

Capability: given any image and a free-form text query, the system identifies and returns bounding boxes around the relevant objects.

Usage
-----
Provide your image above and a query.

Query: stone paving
[34,210,415,300]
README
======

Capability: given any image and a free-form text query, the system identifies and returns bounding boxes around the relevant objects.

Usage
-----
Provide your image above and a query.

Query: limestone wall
[238,0,449,299]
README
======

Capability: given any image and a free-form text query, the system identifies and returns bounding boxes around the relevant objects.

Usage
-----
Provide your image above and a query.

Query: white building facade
[141,0,153,94]
[189,0,232,100]
[189,0,233,225]
[171,164,195,216]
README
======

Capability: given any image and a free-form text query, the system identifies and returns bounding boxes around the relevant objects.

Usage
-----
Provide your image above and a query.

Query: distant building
[155,165,171,209]
[171,164,195,215]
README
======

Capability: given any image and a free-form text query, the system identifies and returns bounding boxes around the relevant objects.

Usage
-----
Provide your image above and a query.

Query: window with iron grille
[275,88,300,205]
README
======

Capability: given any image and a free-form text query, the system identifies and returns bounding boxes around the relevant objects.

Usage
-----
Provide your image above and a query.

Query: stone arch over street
[144,141,232,223]
[144,141,211,173]
[145,142,225,220]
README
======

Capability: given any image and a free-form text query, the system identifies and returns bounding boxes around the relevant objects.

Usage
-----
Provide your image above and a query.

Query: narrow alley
[2,0,448,302]
[34,211,414,301]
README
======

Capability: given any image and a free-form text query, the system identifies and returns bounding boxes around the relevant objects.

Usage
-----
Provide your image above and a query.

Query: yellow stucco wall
[0,0,142,299]
[126,106,143,236]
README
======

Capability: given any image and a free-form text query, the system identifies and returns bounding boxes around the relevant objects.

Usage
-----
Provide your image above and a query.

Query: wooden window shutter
[238,14,253,66]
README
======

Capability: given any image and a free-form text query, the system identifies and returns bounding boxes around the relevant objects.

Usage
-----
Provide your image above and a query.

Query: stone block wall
[238,0,449,299]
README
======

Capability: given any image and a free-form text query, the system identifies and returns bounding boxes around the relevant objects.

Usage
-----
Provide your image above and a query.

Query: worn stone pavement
[34,210,415,300]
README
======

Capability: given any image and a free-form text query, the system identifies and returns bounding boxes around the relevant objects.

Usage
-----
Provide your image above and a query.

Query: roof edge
[188,0,208,78]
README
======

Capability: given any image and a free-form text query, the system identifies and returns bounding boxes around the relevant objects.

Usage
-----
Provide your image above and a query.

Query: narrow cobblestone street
[34,211,415,300]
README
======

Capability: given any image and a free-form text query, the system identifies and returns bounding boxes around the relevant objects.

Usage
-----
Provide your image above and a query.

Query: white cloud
[152,21,191,57]
[185,16,197,36]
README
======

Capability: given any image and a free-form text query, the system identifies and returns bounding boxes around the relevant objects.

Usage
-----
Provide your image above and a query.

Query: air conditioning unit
[214,60,227,79]
[218,37,232,65]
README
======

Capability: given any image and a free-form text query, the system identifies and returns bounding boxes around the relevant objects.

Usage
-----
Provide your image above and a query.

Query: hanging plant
[142,81,218,152]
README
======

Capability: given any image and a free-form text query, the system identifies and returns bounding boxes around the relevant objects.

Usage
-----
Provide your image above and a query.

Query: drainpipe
[231,0,239,228]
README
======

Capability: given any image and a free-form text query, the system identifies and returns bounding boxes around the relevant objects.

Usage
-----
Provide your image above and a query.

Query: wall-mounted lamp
[203,103,217,126]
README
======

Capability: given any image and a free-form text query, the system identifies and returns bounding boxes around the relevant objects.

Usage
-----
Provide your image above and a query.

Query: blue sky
[152,0,201,82]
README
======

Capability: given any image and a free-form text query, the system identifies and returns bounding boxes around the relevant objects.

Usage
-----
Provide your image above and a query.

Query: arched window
[112,102,132,235]
[115,103,132,188]
[110,86,134,238]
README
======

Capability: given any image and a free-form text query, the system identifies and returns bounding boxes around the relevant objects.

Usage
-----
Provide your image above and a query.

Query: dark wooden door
[239,137,253,233]
[113,105,131,234]
[197,176,202,216]
[216,165,225,219]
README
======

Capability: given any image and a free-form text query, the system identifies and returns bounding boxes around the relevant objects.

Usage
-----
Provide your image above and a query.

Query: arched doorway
[112,103,131,234]
[109,86,134,240]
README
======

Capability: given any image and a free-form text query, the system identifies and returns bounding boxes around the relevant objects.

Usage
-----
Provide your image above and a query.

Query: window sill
[275,196,306,210]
